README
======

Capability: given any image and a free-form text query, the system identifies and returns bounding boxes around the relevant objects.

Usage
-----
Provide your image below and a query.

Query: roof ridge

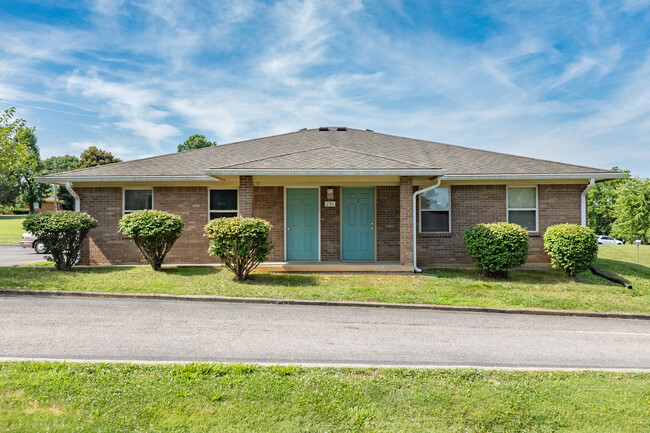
[328,145,431,168]
[216,145,333,168]
[369,131,614,173]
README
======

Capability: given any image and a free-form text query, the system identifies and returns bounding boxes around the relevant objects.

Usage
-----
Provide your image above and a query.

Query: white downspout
[66,181,80,212]
[581,178,595,227]
[413,177,442,273]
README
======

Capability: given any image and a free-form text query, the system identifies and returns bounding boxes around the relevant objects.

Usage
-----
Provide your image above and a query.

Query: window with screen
[123,189,153,214]
[209,190,238,219]
[420,187,450,233]
[507,187,538,232]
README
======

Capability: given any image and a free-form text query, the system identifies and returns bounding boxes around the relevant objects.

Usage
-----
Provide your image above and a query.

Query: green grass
[1,362,648,432]
[1,250,648,313]
[0,215,27,245]
[598,244,650,267]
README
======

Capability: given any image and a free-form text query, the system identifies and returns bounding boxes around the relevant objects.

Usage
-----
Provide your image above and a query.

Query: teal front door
[342,188,375,260]
[286,188,319,261]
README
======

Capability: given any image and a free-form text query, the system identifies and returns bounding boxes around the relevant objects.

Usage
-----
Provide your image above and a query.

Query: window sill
[527,232,540,237]
[419,232,452,238]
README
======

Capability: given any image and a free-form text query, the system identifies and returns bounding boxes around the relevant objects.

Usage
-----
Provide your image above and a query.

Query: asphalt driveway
[1,295,649,370]
[0,245,50,266]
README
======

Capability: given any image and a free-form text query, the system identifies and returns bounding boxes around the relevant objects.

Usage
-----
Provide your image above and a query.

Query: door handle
[287,227,290,230]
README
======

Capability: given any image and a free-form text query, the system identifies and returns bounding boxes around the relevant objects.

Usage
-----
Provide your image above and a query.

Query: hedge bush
[11,208,29,215]
[118,210,184,271]
[463,222,529,277]
[23,211,98,271]
[544,224,598,276]
[204,217,272,281]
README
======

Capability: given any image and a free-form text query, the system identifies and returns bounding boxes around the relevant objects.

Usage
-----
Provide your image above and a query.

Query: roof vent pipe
[318,127,329,131]
[337,127,347,131]
[412,177,442,273]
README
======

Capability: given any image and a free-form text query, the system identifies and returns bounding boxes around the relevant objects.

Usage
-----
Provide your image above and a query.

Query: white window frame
[122,188,154,215]
[506,186,538,232]
[208,188,239,221]
[419,187,451,233]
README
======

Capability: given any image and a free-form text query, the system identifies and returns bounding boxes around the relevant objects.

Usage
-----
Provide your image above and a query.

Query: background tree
[12,128,50,213]
[43,155,80,210]
[587,167,628,235]
[177,134,217,152]
[0,106,27,176]
[76,146,122,169]
[610,177,650,244]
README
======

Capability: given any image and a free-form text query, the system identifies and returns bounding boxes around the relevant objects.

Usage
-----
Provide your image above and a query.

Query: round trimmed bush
[23,211,98,271]
[204,217,272,281]
[544,224,597,276]
[118,210,184,271]
[463,222,529,277]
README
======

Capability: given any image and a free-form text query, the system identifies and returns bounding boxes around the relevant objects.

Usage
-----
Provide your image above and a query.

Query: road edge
[1,288,649,320]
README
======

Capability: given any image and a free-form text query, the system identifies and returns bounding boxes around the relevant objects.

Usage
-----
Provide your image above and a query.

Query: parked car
[20,232,47,254]
[597,235,624,245]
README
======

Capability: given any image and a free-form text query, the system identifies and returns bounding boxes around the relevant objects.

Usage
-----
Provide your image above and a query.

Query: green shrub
[23,211,98,271]
[118,210,184,271]
[204,217,273,281]
[11,207,29,215]
[463,222,529,277]
[544,224,598,276]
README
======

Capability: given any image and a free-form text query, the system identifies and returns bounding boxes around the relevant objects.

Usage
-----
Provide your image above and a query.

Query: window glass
[420,187,450,233]
[421,188,450,210]
[210,190,237,211]
[508,210,536,231]
[124,190,152,213]
[421,211,450,232]
[508,187,536,209]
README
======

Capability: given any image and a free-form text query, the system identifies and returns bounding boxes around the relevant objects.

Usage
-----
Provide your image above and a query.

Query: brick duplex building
[37,127,624,271]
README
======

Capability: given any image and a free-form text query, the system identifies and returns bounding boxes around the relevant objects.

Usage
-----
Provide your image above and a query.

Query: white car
[19,232,47,254]
[597,235,624,245]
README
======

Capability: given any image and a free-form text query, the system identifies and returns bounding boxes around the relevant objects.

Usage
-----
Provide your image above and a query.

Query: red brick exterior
[415,184,583,268]
[253,186,284,261]
[376,186,400,261]
[77,187,141,265]
[239,175,253,217]
[153,186,217,263]
[399,176,414,265]
[320,186,340,261]
[76,182,583,268]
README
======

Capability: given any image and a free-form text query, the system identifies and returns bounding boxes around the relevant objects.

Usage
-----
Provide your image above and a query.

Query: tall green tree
[177,134,217,152]
[587,167,628,235]
[13,128,51,213]
[43,155,80,210]
[76,146,122,169]
[610,177,650,244]
[0,106,27,176]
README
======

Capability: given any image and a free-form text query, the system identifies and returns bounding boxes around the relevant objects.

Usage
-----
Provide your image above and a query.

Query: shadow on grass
[426,268,579,286]
[161,266,224,277]
[242,272,320,287]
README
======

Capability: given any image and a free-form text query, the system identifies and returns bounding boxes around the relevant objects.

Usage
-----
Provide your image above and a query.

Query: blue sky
[1,0,650,176]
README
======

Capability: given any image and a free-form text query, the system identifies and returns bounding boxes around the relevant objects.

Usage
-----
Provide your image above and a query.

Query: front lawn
[1,362,648,432]
[1,252,648,313]
[0,215,27,245]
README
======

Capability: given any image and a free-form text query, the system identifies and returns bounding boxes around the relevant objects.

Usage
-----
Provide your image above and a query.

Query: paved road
[1,295,649,369]
[0,245,50,266]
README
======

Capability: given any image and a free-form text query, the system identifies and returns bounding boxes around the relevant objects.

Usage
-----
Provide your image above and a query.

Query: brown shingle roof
[39,127,618,181]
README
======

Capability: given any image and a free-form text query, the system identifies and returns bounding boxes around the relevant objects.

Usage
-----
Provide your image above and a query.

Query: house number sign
[324,201,336,208]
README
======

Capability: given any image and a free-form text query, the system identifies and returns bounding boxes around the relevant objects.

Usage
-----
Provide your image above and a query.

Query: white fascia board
[203,169,446,176]
[34,175,217,184]
[443,173,628,181]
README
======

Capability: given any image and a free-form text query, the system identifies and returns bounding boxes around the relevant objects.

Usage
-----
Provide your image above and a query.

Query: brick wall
[320,186,340,261]
[239,175,253,217]
[153,186,217,263]
[77,187,141,265]
[253,186,284,261]
[416,184,583,268]
[399,176,414,265]
[376,186,400,261]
